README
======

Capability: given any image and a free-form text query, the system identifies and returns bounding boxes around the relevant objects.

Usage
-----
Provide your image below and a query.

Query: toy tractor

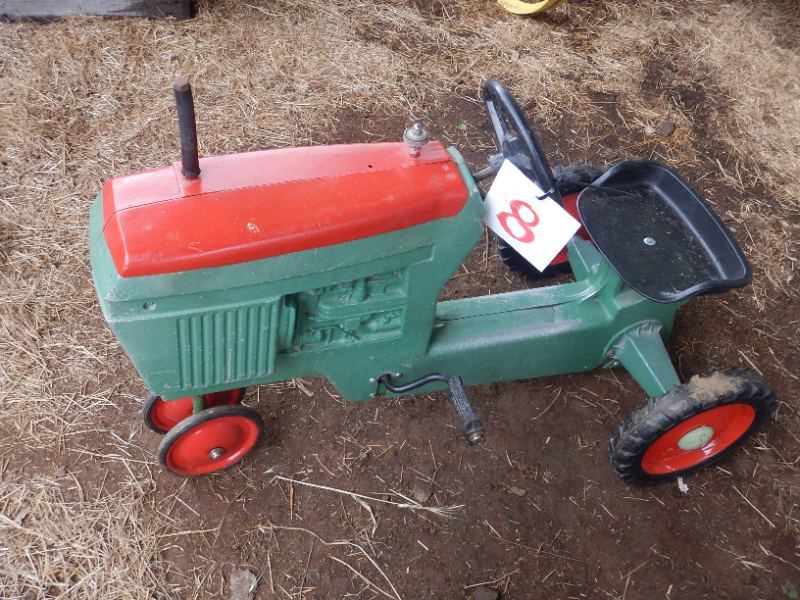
[89,78,776,484]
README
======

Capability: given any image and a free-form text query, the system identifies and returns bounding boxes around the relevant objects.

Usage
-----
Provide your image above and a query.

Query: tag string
[536,177,644,201]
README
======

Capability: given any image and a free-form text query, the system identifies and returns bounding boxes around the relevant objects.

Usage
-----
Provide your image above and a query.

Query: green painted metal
[90,147,685,405]
[603,322,682,398]
[192,395,206,414]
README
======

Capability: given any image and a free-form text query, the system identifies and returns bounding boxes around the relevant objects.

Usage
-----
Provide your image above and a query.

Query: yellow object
[497,0,568,15]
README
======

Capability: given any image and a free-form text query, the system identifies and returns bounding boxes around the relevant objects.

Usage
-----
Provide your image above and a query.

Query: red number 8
[498,200,539,244]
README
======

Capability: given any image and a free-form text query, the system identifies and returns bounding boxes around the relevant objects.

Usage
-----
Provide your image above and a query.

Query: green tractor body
[90,143,683,404]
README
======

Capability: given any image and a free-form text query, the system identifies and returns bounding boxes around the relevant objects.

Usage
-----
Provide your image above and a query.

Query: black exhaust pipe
[172,76,200,179]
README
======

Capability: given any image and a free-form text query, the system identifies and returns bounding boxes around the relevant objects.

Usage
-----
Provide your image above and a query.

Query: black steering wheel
[482,79,560,204]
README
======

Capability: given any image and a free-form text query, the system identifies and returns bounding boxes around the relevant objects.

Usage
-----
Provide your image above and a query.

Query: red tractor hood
[102,141,468,277]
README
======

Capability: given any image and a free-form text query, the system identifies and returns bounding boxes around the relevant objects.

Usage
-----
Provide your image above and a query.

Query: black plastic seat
[576,161,751,304]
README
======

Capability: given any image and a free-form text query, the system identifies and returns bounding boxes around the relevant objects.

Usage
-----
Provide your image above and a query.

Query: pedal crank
[378,373,486,445]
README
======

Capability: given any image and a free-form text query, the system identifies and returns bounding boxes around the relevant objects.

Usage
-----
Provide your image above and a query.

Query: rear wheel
[158,404,263,476]
[497,236,572,279]
[609,368,776,484]
[143,388,246,434]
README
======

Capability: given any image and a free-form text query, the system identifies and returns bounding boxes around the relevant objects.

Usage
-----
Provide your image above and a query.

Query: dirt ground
[1,1,799,599]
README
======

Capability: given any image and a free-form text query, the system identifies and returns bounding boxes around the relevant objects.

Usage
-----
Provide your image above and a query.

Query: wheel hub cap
[164,414,260,476]
[677,425,714,450]
[641,403,756,475]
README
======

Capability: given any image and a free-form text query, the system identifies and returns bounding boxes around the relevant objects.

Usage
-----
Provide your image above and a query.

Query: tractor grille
[176,301,280,389]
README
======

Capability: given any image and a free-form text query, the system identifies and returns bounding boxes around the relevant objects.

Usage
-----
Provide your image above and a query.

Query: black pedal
[377,373,485,445]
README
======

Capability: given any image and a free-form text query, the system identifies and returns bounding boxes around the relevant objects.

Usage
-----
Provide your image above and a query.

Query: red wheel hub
[150,389,242,432]
[165,415,260,475]
[641,404,756,475]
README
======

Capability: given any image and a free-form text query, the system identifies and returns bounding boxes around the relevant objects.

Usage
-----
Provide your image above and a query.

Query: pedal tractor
[89,78,776,484]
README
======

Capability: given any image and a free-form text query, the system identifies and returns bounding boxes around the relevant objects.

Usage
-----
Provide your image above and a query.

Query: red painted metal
[149,389,244,432]
[102,142,467,277]
[549,191,589,267]
[165,414,260,475]
[641,404,756,474]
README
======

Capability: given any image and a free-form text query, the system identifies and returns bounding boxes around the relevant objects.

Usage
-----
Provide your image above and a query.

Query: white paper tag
[483,161,580,272]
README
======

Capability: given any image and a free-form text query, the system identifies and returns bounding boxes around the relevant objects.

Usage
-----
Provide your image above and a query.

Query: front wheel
[158,404,263,476]
[142,388,246,434]
[609,368,776,485]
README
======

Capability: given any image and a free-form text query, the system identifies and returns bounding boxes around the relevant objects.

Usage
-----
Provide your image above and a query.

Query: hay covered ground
[0,0,798,598]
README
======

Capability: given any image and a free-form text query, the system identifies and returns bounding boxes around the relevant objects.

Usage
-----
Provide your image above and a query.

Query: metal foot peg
[378,373,486,445]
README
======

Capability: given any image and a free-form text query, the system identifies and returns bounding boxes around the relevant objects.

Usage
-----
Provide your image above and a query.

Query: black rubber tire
[158,404,264,476]
[143,394,171,434]
[142,394,170,434]
[609,368,776,485]
[496,162,607,280]
[142,388,246,434]
[553,162,608,195]
[497,237,572,279]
